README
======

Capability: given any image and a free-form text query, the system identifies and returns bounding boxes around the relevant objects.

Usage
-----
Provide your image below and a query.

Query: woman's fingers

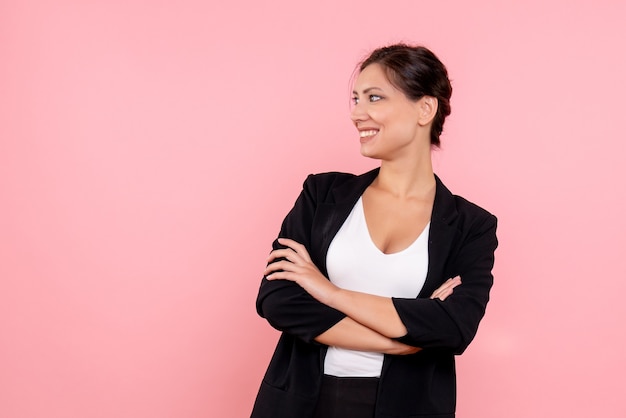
[265,238,312,266]
[266,248,301,264]
[430,276,461,301]
[264,260,300,276]
[265,268,297,281]
[277,238,312,262]
[264,239,319,282]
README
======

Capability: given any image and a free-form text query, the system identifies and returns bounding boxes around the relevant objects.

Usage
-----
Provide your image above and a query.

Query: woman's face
[351,63,427,160]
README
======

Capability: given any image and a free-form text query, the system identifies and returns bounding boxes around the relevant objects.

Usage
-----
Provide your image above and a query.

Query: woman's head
[358,44,452,147]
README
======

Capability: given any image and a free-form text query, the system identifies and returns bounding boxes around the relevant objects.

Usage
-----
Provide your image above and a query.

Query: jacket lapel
[417,175,459,298]
[311,169,379,275]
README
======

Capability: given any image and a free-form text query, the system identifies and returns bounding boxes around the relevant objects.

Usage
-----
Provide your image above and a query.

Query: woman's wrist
[385,339,421,355]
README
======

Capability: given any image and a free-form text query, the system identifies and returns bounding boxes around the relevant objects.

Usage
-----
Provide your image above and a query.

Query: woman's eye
[351,97,359,105]
[369,94,382,102]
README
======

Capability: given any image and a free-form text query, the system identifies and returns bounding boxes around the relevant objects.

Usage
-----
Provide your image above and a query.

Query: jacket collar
[330,167,459,225]
[330,168,379,204]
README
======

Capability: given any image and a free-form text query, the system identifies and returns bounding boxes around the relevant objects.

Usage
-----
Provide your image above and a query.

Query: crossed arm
[264,238,460,355]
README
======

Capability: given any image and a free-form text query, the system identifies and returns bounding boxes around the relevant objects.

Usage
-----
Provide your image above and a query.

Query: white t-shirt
[323,197,429,377]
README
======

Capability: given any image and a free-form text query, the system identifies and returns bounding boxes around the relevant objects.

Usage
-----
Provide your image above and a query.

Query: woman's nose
[350,103,367,123]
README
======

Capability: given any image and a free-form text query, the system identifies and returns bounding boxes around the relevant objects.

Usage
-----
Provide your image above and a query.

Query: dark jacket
[251,168,498,418]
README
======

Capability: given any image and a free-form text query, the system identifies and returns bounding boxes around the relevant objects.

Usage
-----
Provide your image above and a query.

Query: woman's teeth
[359,130,378,138]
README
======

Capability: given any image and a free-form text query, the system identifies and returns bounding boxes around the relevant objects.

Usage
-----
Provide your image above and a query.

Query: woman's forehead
[353,64,395,92]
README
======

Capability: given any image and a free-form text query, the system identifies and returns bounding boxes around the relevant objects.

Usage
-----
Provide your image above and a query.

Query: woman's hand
[430,276,461,301]
[264,238,339,305]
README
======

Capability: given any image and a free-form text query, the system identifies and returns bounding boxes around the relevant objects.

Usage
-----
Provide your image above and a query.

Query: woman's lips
[359,129,379,143]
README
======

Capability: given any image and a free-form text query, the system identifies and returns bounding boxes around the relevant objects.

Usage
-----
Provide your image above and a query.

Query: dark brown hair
[359,44,452,147]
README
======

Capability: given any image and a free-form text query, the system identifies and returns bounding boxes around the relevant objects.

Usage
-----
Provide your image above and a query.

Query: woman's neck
[374,154,435,199]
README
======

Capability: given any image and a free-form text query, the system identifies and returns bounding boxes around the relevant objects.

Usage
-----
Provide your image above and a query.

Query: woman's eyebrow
[352,86,384,95]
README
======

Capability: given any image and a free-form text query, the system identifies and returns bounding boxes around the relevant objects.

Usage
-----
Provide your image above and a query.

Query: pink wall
[2,1,625,417]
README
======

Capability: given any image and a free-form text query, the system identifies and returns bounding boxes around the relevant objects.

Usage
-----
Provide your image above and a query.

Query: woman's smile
[359,129,379,142]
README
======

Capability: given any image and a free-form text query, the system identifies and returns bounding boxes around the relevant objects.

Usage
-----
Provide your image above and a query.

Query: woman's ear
[417,96,438,126]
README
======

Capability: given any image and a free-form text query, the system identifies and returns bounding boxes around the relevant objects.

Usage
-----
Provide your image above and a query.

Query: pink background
[2,1,625,417]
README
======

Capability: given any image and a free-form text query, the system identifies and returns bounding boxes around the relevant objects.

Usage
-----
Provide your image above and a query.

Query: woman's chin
[359,146,381,160]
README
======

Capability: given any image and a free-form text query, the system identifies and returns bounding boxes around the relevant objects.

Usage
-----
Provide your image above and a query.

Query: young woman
[251,44,498,418]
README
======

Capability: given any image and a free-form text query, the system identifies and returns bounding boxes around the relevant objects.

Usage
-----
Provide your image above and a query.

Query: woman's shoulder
[435,175,497,226]
[298,169,377,205]
[453,194,496,222]
[303,169,376,191]
[300,171,358,200]
[305,171,358,185]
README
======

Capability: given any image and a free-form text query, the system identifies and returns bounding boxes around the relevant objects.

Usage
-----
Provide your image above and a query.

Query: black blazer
[252,168,498,418]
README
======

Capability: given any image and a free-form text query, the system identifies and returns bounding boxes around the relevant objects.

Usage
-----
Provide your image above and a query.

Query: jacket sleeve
[255,174,347,343]
[392,213,498,354]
